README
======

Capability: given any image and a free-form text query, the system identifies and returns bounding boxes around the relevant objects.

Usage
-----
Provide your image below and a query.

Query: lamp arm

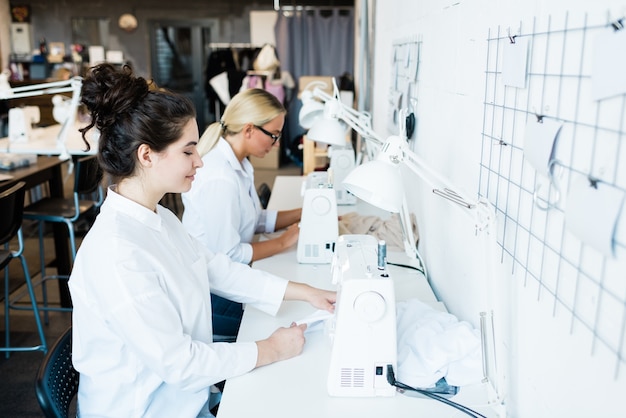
[311,86,334,104]
[0,76,83,160]
[339,108,384,145]
[399,195,418,259]
[55,78,84,160]
[0,77,81,100]
[399,142,496,233]
[402,147,474,208]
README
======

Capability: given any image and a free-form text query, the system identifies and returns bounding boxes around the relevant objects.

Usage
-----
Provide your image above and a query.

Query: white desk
[217,176,497,417]
[0,123,97,155]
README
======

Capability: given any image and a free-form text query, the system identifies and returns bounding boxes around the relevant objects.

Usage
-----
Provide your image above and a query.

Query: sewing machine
[296,172,339,264]
[8,106,40,143]
[327,234,397,397]
[328,146,357,205]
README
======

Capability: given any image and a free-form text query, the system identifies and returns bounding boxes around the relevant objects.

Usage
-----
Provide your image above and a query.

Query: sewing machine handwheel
[353,291,386,322]
[311,195,331,215]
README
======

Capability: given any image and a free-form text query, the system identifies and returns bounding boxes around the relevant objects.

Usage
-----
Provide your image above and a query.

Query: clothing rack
[277,6,353,11]
[205,44,265,122]
[206,42,263,50]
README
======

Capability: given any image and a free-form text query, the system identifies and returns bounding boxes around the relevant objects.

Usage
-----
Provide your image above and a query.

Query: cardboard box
[298,76,334,98]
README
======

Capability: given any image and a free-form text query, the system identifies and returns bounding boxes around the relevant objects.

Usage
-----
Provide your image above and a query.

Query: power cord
[387,261,424,275]
[386,365,487,418]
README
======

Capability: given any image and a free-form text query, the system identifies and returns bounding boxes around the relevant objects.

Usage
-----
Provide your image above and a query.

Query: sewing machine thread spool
[377,240,387,270]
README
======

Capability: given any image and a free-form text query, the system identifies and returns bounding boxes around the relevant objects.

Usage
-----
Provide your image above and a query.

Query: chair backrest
[257,182,272,209]
[35,326,79,418]
[73,155,103,197]
[0,181,26,247]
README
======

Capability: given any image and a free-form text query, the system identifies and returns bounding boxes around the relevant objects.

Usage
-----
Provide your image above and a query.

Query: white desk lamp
[342,130,494,260]
[299,78,384,206]
[342,126,505,409]
[0,70,83,160]
[300,78,382,162]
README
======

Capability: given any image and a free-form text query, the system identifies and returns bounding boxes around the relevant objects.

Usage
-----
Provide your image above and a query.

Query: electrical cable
[387,261,424,274]
[414,246,428,283]
[386,365,487,418]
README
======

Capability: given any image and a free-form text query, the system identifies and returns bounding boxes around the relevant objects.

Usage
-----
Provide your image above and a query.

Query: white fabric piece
[209,71,231,105]
[396,298,483,388]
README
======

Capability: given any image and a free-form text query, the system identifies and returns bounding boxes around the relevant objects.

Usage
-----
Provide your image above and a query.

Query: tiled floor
[0,160,301,417]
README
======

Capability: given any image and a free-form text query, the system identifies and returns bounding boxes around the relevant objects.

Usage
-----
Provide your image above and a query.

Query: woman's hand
[278,222,300,249]
[255,322,307,367]
[284,282,336,313]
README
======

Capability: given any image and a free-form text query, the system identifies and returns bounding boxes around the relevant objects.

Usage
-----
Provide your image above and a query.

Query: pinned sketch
[407,42,419,82]
[523,118,563,177]
[565,178,624,257]
[502,37,529,88]
[387,90,403,133]
[591,27,626,101]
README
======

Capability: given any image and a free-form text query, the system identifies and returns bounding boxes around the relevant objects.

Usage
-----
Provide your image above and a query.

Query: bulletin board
[479,12,626,376]
[388,35,421,140]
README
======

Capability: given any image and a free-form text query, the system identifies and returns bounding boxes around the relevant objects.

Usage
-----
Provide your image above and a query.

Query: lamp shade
[342,159,404,212]
[307,117,348,147]
[299,99,325,129]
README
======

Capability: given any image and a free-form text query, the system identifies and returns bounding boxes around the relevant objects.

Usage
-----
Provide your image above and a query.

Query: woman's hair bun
[81,64,150,131]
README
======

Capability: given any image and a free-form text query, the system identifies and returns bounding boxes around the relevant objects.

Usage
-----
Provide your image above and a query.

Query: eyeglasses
[255,125,281,145]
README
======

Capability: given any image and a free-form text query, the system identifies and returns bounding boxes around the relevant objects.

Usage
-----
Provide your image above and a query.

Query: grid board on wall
[479,12,626,377]
[388,36,421,140]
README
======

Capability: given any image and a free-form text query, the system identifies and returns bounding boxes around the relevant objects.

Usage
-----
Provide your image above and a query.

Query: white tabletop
[217,175,499,418]
[0,123,97,155]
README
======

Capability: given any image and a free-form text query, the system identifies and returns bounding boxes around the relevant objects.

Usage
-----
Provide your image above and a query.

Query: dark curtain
[274,8,355,166]
[274,8,354,83]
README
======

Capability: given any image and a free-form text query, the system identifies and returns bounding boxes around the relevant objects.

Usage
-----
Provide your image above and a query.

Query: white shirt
[181,138,278,264]
[69,187,288,418]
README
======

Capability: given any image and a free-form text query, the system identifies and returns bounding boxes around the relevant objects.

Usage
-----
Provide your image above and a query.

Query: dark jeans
[211,293,243,337]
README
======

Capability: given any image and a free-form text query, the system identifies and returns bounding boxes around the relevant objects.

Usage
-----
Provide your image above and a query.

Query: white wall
[371,1,626,417]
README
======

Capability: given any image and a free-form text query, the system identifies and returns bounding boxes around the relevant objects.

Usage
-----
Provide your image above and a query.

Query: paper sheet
[502,37,528,88]
[296,309,334,334]
[523,119,563,177]
[592,28,626,101]
[565,178,624,257]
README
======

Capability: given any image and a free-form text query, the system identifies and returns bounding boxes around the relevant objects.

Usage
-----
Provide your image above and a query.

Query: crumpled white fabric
[396,298,483,388]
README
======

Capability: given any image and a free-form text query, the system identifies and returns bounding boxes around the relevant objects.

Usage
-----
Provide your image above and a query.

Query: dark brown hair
[79,63,196,179]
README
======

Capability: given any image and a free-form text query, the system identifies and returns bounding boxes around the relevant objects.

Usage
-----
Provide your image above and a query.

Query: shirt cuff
[263,209,278,233]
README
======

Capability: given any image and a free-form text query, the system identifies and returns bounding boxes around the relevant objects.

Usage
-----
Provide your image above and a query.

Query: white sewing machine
[8,106,40,143]
[328,146,357,205]
[327,234,397,397]
[296,172,339,264]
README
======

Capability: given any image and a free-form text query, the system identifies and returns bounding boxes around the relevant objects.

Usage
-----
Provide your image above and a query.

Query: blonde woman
[182,89,301,337]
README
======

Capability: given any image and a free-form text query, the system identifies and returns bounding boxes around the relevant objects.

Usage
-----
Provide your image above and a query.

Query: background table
[0,156,73,307]
[0,123,98,156]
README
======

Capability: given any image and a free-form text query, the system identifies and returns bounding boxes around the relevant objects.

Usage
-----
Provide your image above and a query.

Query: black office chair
[17,155,103,319]
[0,181,47,358]
[35,326,79,418]
[257,182,272,209]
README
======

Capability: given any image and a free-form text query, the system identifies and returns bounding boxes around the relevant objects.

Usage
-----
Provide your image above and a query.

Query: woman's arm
[249,223,299,261]
[254,282,336,367]
[255,322,307,367]
[274,208,302,230]
[284,281,336,312]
